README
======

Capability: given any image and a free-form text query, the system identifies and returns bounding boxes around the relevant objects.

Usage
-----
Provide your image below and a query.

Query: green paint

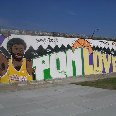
[81,48,85,76]
[44,68,52,80]
[56,58,60,70]
[72,60,76,76]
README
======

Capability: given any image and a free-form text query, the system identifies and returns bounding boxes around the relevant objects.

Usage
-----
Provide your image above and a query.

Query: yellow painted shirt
[0,58,32,84]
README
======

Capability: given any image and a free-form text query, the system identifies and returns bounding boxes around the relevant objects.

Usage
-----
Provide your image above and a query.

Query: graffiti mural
[33,49,82,80]
[0,34,116,83]
[83,49,116,75]
[0,38,33,83]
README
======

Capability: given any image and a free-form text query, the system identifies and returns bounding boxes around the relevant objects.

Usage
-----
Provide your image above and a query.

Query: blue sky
[0,0,116,38]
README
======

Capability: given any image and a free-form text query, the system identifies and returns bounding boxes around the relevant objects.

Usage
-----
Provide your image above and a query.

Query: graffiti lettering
[10,75,27,82]
[36,38,46,43]
[99,41,109,45]
[36,38,58,44]
[84,48,116,75]
[33,49,82,80]
[33,48,116,80]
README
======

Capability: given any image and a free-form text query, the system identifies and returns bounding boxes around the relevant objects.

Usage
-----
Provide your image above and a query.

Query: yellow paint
[83,49,113,75]
[0,58,32,84]
[83,48,93,75]
[93,51,103,74]
[112,56,116,72]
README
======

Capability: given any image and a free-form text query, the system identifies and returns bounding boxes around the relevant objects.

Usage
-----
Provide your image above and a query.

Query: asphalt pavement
[0,83,116,116]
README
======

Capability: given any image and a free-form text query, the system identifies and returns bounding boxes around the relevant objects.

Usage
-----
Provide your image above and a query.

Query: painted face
[11,44,25,61]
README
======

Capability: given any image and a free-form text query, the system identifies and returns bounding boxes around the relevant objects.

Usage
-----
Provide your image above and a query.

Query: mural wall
[0,34,116,83]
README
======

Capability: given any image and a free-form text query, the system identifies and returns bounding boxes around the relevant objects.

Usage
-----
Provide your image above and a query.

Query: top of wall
[0,33,116,59]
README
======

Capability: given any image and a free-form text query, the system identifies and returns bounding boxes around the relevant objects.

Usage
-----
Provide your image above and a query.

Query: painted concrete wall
[0,34,116,83]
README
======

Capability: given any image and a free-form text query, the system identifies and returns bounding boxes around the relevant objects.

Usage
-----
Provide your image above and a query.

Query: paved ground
[0,83,116,116]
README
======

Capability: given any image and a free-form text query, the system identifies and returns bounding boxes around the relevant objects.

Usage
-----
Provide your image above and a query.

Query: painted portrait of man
[0,38,33,83]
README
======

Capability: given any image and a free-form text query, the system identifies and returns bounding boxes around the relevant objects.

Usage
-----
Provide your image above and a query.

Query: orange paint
[72,38,93,54]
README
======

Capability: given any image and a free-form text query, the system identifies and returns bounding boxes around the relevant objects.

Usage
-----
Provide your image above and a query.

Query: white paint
[1,34,78,50]
[33,49,82,80]
[87,39,116,50]
[66,49,82,77]
[2,34,115,51]
[33,55,49,80]
[50,52,67,79]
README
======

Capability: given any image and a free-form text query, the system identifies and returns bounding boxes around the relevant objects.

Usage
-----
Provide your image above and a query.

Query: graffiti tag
[99,41,109,45]
[36,38,58,44]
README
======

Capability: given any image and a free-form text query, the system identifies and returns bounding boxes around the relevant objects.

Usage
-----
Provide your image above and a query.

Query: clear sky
[0,0,116,38]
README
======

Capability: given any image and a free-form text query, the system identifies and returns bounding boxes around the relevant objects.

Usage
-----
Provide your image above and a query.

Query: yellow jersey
[0,58,32,84]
